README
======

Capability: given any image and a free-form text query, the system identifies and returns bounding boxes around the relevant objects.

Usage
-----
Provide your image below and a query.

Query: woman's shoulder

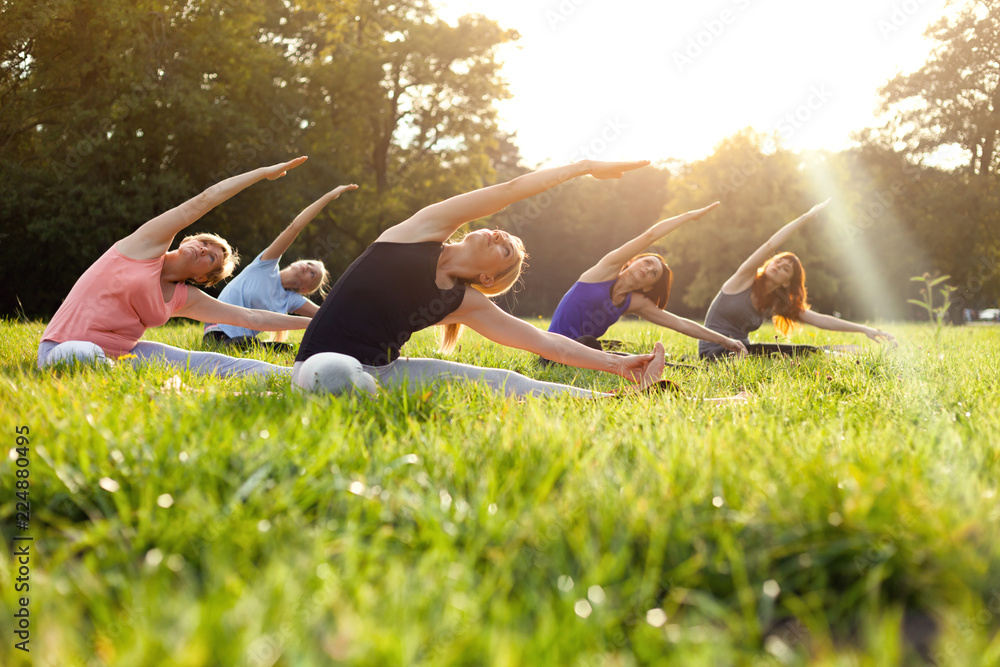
[574,276,617,288]
[719,276,754,296]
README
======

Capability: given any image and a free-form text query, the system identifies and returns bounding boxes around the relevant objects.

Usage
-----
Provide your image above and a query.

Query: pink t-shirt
[41,244,189,357]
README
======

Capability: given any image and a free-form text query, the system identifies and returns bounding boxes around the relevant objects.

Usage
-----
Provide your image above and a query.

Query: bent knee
[292,353,378,396]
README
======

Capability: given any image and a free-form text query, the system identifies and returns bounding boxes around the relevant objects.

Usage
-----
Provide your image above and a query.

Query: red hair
[752,252,809,337]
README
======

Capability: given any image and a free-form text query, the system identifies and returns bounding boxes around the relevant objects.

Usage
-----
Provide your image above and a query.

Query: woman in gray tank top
[699,199,896,359]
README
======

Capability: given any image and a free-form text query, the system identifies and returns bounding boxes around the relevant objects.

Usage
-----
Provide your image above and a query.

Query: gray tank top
[698,287,769,357]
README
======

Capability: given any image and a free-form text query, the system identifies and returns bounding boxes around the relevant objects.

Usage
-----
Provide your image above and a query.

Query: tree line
[2,0,997,323]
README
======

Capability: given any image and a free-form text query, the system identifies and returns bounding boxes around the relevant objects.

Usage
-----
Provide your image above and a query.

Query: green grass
[1,318,999,666]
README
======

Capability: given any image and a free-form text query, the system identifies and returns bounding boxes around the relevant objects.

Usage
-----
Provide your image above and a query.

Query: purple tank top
[548,280,631,340]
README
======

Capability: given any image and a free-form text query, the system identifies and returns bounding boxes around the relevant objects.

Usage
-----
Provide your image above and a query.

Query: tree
[877,0,1000,184]
[0,0,519,317]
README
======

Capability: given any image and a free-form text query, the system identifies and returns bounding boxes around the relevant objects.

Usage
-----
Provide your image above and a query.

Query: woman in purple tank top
[546,202,748,357]
[699,199,897,359]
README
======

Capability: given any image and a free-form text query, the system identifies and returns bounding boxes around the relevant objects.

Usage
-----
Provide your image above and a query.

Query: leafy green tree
[877,0,1000,183]
[0,0,518,317]
[867,0,1000,317]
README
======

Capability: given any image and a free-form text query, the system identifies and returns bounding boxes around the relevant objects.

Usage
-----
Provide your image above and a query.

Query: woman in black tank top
[292,160,678,398]
[700,199,897,359]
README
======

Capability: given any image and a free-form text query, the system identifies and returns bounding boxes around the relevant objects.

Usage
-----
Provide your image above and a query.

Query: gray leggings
[38,340,290,378]
[292,354,610,398]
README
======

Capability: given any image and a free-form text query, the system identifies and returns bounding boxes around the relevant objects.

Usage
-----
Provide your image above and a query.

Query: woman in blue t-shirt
[546,202,747,360]
[203,184,357,351]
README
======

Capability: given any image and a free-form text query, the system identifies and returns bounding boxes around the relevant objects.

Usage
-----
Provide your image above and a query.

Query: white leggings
[292,353,610,398]
[37,340,290,378]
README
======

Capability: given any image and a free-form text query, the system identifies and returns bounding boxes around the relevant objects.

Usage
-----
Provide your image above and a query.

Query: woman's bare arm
[377,160,650,245]
[798,309,897,345]
[261,184,357,261]
[174,288,312,331]
[117,157,308,261]
[580,202,720,282]
[722,198,830,293]
[442,290,656,382]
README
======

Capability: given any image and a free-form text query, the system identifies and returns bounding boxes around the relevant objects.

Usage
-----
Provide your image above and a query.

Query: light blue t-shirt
[204,253,308,339]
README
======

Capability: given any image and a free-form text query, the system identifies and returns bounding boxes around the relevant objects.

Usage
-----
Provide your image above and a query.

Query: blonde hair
[439,234,528,354]
[291,260,331,297]
[180,233,239,287]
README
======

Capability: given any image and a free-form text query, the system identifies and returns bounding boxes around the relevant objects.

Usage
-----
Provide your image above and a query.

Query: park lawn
[1,317,999,667]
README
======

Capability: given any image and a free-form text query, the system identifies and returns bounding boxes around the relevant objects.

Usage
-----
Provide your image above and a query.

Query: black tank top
[296,242,466,366]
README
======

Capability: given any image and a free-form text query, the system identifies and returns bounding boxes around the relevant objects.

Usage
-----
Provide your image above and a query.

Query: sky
[432,0,954,167]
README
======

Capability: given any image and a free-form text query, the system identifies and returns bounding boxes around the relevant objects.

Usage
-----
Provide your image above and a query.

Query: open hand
[618,351,654,383]
[866,327,897,347]
[804,198,832,218]
[263,156,308,181]
[588,160,650,180]
[689,201,721,220]
[618,341,666,386]
[328,184,359,198]
[722,338,748,355]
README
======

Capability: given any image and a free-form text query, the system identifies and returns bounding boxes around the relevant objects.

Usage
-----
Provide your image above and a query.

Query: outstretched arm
[629,297,748,354]
[798,310,897,345]
[174,288,312,331]
[377,160,650,244]
[723,198,830,293]
[117,157,309,261]
[261,184,358,261]
[443,290,656,383]
[580,202,720,282]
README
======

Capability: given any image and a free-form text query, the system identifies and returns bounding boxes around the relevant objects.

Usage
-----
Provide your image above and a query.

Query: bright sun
[433,0,952,166]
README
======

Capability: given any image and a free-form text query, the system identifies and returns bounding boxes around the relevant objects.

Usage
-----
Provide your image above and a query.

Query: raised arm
[628,296,747,354]
[581,202,720,282]
[377,160,650,244]
[723,198,830,293]
[117,157,309,261]
[174,289,312,331]
[261,184,358,261]
[443,290,656,383]
[797,309,897,346]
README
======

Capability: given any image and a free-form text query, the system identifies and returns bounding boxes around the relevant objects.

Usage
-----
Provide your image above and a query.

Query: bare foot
[702,390,752,405]
[637,341,666,391]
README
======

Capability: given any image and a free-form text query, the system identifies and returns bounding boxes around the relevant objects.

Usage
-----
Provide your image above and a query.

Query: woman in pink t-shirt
[38,157,313,377]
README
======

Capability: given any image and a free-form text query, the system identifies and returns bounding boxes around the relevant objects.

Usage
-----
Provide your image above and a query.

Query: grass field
[1,318,999,666]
